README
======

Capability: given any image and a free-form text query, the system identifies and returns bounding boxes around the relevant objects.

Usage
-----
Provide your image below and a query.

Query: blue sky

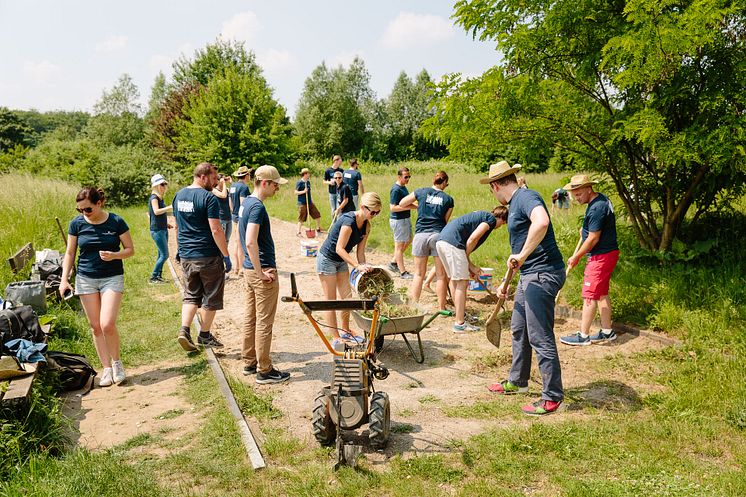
[0,1,500,116]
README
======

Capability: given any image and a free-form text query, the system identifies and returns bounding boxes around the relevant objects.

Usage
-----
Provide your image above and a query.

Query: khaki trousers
[241,268,279,374]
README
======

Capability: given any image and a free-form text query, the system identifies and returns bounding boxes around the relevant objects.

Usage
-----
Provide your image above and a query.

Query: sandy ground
[69,216,672,461]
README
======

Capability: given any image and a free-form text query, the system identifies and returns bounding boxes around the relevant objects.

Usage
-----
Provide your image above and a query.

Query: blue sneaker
[560,332,591,346]
[340,332,365,344]
[590,329,617,343]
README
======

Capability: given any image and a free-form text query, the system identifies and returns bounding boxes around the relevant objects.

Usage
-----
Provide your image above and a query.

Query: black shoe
[149,276,166,284]
[178,329,198,352]
[387,262,400,274]
[243,364,257,375]
[197,333,224,348]
[256,368,290,385]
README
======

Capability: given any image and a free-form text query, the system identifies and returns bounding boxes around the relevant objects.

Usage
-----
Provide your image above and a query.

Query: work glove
[223,256,232,273]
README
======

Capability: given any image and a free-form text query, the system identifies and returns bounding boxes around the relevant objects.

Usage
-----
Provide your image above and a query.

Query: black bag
[46,351,97,392]
[0,305,46,352]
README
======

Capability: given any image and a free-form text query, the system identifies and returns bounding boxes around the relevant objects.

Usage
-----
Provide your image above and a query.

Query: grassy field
[1,171,744,496]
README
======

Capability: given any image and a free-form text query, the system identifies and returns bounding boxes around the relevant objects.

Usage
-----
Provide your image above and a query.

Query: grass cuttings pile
[358,273,421,318]
[361,300,422,319]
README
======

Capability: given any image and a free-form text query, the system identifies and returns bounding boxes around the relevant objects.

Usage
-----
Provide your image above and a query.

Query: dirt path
[71,216,671,458]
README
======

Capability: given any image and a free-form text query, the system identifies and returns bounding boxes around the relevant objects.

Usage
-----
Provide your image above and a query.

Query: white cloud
[380,12,454,49]
[22,60,61,84]
[327,50,365,68]
[95,35,129,53]
[220,11,262,44]
[256,49,298,74]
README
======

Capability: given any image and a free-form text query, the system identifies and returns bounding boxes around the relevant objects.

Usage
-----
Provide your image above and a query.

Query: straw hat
[300,168,310,175]
[233,165,251,177]
[563,174,599,191]
[254,165,288,184]
[479,161,522,184]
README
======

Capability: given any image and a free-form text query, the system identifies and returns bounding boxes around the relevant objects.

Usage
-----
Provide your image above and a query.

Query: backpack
[0,305,46,353]
[46,351,97,392]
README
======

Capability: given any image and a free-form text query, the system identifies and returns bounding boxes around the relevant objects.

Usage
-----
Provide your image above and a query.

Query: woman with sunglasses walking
[59,187,134,387]
[317,192,382,347]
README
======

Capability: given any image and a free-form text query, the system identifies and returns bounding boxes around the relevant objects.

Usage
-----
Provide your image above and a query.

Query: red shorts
[582,250,619,299]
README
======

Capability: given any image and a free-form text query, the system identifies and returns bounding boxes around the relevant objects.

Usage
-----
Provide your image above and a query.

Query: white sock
[602,328,613,335]
[579,332,589,338]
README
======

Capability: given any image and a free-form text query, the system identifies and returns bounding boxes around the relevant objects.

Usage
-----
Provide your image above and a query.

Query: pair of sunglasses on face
[364,206,381,216]
[76,206,94,214]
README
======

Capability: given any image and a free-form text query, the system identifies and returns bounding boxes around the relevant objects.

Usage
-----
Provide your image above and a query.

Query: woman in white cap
[148,174,172,284]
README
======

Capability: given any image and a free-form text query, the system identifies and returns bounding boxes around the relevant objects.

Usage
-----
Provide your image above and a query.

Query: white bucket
[468,267,493,291]
[349,267,393,297]
[300,240,319,257]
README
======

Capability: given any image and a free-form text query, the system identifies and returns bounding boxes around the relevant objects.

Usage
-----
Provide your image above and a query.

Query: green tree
[294,57,375,158]
[431,0,746,251]
[174,67,292,173]
[172,39,262,87]
[86,74,145,146]
[0,107,35,152]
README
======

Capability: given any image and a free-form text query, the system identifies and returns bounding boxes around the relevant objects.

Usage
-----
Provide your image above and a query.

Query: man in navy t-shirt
[323,155,343,215]
[560,174,620,347]
[173,162,231,353]
[238,165,291,385]
[333,171,355,215]
[229,165,251,276]
[343,158,364,209]
[388,167,416,278]
[481,160,566,416]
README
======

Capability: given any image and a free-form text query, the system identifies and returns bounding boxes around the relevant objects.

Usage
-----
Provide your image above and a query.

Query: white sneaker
[99,367,114,387]
[453,322,481,333]
[112,360,126,385]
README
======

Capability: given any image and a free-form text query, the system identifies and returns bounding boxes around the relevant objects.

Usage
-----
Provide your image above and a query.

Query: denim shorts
[316,251,348,275]
[389,218,413,243]
[75,273,125,295]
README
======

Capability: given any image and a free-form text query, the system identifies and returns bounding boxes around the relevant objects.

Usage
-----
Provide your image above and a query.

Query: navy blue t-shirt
[69,213,129,278]
[343,169,362,195]
[148,194,168,231]
[324,167,340,194]
[439,211,497,251]
[296,180,312,206]
[321,212,368,263]
[389,183,410,220]
[413,187,454,233]
[173,187,221,259]
[583,193,618,256]
[336,183,355,213]
[216,191,231,221]
[507,188,564,274]
[229,181,250,219]
[239,196,276,269]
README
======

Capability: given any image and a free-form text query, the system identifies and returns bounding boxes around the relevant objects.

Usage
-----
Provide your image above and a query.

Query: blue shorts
[390,218,413,243]
[75,273,125,295]
[221,219,233,243]
[316,251,348,275]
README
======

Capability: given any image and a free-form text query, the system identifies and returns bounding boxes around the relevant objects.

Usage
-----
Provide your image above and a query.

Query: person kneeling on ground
[317,192,382,348]
[294,168,323,237]
[436,206,508,333]
[239,165,291,384]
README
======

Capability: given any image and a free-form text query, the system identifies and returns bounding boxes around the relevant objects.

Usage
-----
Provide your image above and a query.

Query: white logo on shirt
[229,187,236,194]
[177,200,195,213]
[344,172,353,179]
[426,194,444,206]
[103,231,116,236]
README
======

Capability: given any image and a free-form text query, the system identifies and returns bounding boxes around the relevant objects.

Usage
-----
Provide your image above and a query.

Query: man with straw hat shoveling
[294,168,322,237]
[482,161,566,416]
[559,174,620,346]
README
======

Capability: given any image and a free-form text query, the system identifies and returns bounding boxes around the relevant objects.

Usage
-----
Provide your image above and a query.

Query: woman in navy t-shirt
[148,174,173,284]
[398,171,454,310]
[317,192,382,346]
[59,187,134,388]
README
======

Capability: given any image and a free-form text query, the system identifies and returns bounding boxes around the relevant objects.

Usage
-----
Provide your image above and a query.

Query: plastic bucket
[468,267,493,291]
[349,267,393,297]
[300,240,319,257]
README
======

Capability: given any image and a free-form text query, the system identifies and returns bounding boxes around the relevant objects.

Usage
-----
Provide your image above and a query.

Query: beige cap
[254,165,288,184]
[563,174,599,191]
[479,161,522,184]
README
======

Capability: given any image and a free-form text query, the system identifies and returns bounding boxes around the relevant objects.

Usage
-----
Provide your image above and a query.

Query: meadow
[0,170,744,496]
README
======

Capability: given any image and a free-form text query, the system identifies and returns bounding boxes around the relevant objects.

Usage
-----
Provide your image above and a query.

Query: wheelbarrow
[281,273,391,469]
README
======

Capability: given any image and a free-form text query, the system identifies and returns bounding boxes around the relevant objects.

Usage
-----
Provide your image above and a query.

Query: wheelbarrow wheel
[311,390,336,446]
[368,391,390,449]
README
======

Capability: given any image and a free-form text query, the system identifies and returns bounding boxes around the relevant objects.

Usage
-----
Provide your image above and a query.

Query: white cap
[151,174,167,187]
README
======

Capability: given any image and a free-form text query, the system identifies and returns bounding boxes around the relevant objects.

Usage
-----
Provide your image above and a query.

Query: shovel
[304,185,316,238]
[485,266,515,348]
[555,236,583,304]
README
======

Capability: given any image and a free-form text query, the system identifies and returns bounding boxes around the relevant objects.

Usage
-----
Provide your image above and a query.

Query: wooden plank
[7,242,33,274]
[167,259,267,470]
[1,372,35,405]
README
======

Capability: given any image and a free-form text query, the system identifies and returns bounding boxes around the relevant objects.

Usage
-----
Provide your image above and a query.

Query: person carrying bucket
[436,206,508,333]
[317,192,382,347]
[294,168,322,237]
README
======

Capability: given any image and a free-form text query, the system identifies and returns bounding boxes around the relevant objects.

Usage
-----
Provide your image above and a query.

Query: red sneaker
[521,399,562,416]
[487,380,528,395]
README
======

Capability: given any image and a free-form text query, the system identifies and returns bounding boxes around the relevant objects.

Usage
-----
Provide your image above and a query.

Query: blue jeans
[150,229,169,278]
[508,269,566,402]
[328,193,338,215]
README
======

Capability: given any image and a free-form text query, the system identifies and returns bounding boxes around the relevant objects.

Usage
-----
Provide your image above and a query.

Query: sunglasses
[335,177,343,180]
[403,175,411,179]
[364,206,381,216]
[76,206,94,214]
